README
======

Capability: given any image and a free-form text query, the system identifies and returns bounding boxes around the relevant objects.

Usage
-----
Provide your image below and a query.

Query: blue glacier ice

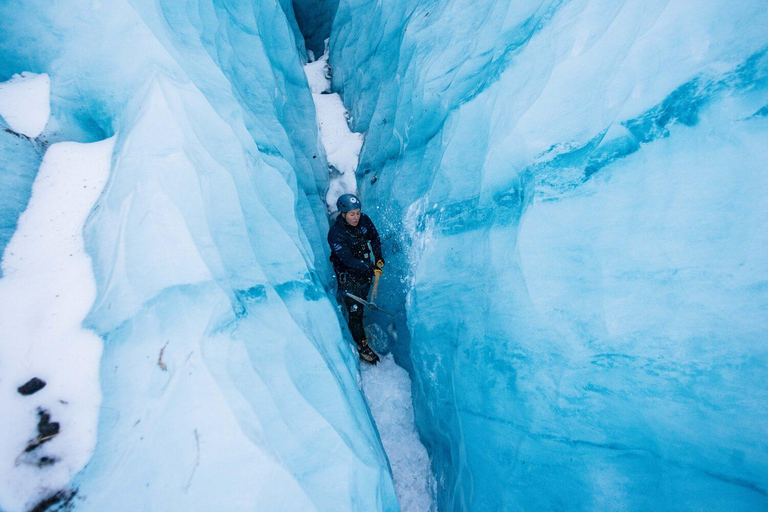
[0,1,399,511]
[330,0,768,509]
[3,0,768,510]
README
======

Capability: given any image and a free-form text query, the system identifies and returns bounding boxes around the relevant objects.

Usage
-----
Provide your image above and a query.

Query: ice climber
[328,193,384,364]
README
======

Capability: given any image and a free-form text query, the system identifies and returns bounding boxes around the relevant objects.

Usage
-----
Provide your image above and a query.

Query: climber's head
[337,194,362,226]
[337,193,361,213]
[342,208,361,226]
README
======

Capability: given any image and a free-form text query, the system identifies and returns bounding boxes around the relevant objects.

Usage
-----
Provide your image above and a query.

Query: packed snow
[0,136,115,512]
[361,355,436,512]
[305,51,437,511]
[304,52,362,210]
[0,73,50,138]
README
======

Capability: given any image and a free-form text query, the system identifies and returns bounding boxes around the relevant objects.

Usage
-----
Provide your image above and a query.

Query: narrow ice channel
[304,53,437,511]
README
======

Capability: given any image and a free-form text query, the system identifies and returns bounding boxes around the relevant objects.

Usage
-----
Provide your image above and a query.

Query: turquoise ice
[2,0,767,510]
[0,1,397,510]
[330,0,768,509]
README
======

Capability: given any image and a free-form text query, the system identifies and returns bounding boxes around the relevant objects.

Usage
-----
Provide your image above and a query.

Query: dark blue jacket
[328,212,382,277]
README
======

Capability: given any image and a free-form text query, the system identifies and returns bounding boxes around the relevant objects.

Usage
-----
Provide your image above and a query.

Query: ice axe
[345,292,394,316]
[372,268,382,301]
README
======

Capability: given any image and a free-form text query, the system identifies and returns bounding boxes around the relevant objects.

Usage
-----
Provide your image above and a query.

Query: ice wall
[0,1,398,510]
[0,122,42,275]
[0,73,50,277]
[331,0,768,509]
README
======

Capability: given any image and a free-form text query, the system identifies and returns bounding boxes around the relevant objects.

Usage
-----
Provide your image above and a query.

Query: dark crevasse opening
[292,0,340,58]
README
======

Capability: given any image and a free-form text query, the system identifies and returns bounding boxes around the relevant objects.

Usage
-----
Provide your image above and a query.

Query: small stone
[17,377,46,396]
[38,410,60,439]
[29,490,76,512]
[23,409,61,453]
[37,456,57,467]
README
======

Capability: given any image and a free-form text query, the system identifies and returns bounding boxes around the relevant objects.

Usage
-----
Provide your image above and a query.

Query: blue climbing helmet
[336,193,362,212]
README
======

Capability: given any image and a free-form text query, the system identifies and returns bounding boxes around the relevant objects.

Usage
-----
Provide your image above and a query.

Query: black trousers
[337,272,372,345]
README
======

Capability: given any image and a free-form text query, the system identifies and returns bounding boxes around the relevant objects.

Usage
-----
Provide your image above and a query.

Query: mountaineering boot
[357,339,380,364]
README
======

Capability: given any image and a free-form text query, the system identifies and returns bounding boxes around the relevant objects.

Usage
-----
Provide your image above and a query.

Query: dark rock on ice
[25,409,61,452]
[37,410,60,438]
[29,489,76,512]
[17,377,46,395]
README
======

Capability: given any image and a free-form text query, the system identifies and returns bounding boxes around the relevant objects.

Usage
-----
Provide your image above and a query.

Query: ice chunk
[0,72,50,138]
[0,73,48,269]
[0,117,42,272]
[0,137,114,512]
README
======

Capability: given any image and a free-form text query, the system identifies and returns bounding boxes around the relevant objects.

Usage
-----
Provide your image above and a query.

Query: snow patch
[304,56,331,94]
[0,137,115,512]
[303,52,362,210]
[361,355,436,511]
[0,73,51,138]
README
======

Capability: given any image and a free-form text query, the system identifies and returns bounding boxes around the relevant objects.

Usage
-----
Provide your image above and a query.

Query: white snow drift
[304,52,363,210]
[0,73,51,138]
[0,136,115,512]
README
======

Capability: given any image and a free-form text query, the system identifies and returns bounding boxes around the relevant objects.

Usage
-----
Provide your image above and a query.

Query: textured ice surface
[331,0,768,509]
[0,1,397,510]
